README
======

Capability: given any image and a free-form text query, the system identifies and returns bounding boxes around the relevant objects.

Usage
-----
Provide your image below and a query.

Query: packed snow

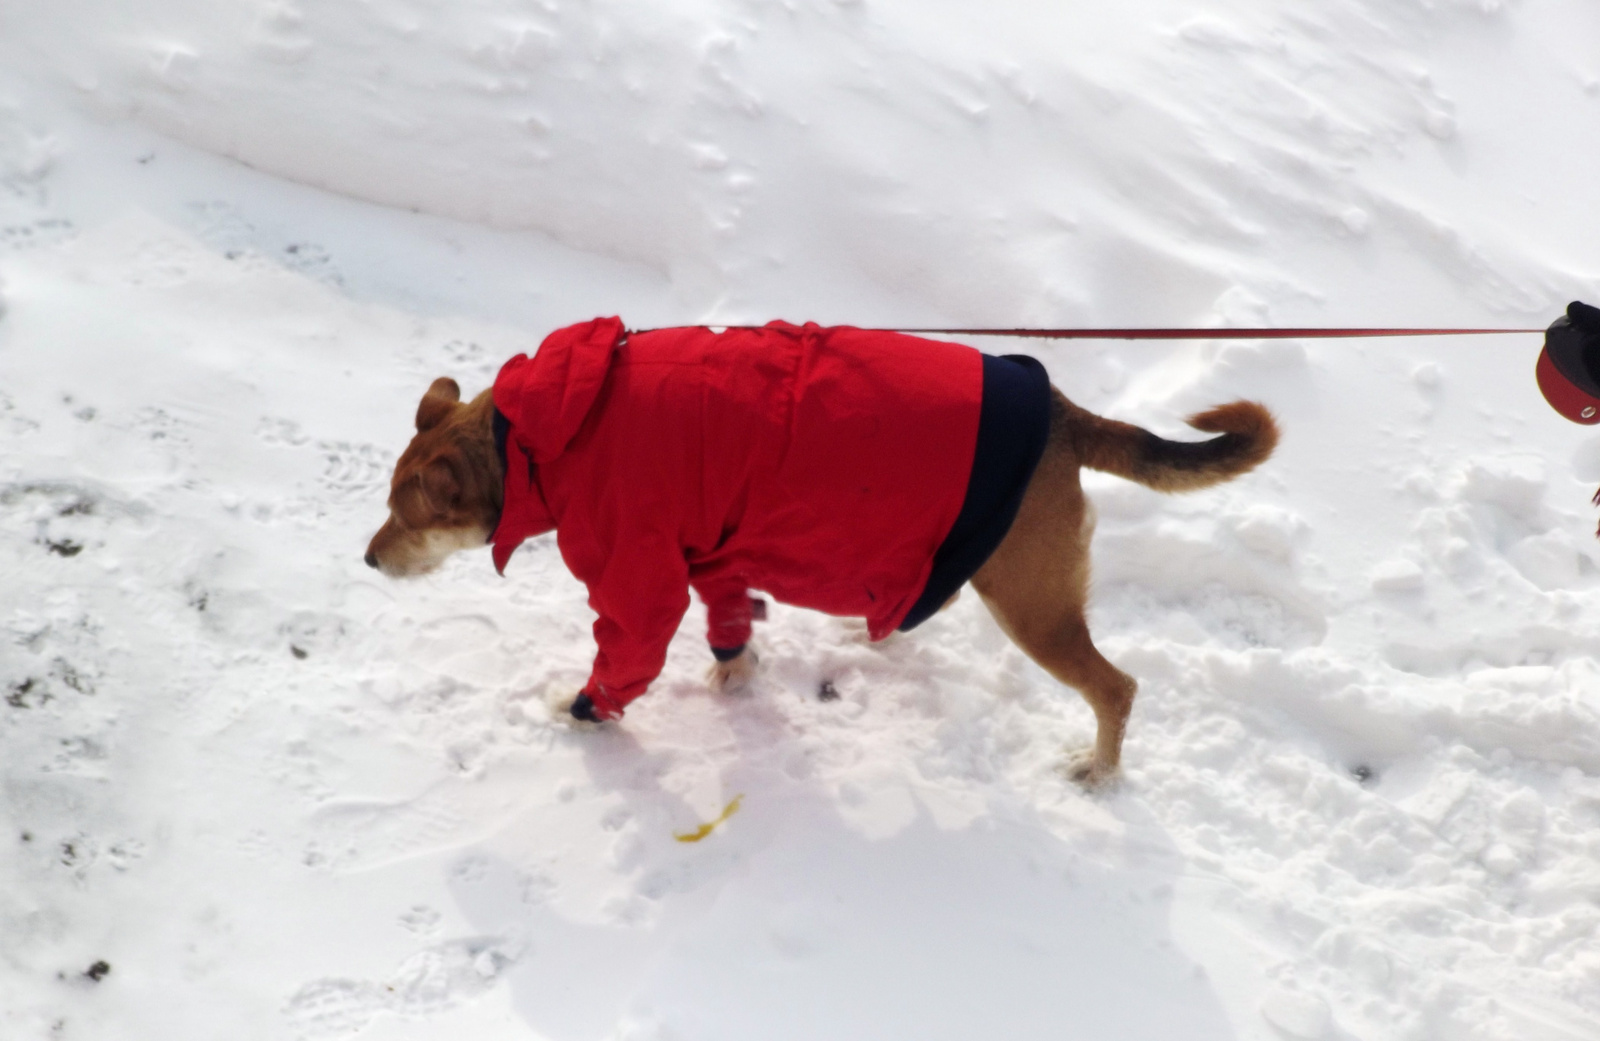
[3,2,1600,1039]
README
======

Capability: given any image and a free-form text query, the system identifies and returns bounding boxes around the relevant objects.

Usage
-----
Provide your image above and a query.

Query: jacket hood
[488,316,626,573]
[493,316,627,462]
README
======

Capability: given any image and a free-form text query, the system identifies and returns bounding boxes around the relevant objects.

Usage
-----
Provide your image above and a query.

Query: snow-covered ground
[4,2,1600,1039]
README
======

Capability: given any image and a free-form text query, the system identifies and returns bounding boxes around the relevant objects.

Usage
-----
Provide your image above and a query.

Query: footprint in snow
[283,939,515,1038]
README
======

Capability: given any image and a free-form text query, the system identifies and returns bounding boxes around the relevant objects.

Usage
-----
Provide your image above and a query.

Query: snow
[3,2,1600,1040]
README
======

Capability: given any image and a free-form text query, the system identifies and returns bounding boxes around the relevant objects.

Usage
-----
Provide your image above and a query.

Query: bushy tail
[1068,400,1278,493]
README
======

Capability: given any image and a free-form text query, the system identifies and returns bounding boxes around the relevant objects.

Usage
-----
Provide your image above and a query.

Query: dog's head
[365,377,502,577]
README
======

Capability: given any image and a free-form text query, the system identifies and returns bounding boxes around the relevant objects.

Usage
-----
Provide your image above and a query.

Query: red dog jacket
[490,318,990,719]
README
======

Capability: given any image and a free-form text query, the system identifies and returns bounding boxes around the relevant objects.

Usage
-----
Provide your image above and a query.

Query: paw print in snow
[317,440,394,502]
[441,339,487,365]
[256,416,311,447]
[2,482,108,559]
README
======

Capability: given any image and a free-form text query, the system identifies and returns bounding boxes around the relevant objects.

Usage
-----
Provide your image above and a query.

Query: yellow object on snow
[674,795,743,843]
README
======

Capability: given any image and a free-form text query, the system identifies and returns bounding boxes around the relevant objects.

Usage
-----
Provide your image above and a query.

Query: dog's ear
[415,377,462,431]
[416,458,461,514]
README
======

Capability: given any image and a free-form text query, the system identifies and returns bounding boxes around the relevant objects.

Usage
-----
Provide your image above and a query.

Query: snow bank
[7,0,1598,325]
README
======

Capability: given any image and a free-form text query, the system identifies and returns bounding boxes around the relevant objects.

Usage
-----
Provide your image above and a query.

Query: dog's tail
[1067,399,1279,493]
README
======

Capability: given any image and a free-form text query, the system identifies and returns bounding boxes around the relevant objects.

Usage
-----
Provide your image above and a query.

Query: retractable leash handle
[1538,302,1600,423]
[1534,300,1600,536]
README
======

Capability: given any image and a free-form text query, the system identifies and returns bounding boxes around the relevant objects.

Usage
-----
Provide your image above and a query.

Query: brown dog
[366,373,1275,787]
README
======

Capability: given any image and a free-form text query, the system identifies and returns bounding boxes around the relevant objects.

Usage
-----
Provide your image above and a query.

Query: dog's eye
[394,479,439,526]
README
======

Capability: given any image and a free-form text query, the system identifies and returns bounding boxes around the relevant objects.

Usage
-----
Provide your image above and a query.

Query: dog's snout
[364,550,379,569]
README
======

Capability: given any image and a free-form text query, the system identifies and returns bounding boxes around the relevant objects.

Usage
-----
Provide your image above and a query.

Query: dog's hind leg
[973,557,1136,788]
[971,391,1136,788]
[995,604,1136,788]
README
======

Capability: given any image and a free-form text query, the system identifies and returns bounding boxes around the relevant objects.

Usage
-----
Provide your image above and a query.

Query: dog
[365,319,1276,787]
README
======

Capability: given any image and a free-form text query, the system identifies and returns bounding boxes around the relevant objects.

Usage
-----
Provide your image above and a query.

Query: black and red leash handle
[629,325,1544,339]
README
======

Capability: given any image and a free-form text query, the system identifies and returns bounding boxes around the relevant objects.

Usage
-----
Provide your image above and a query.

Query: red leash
[882,326,1543,339]
[632,325,1543,339]
[630,321,1593,537]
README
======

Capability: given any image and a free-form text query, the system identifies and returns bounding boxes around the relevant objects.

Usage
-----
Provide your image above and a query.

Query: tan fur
[365,380,501,577]
[1068,397,1278,493]
[971,390,1277,786]
[368,378,1277,788]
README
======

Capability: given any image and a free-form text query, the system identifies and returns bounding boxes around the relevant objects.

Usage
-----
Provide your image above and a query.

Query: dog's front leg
[547,689,607,728]
[707,646,760,694]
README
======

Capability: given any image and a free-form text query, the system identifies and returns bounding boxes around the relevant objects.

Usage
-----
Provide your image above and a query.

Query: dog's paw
[546,689,606,730]
[1061,751,1121,792]
[707,648,760,695]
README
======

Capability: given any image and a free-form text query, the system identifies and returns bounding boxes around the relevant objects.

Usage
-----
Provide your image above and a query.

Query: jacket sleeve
[689,574,754,655]
[569,526,692,720]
